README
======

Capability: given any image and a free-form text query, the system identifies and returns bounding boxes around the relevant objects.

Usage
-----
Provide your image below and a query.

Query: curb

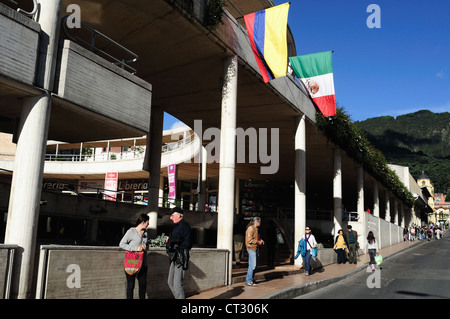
[262,240,426,299]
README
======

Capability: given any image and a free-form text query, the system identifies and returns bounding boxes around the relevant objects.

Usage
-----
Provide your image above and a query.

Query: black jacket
[166,219,191,270]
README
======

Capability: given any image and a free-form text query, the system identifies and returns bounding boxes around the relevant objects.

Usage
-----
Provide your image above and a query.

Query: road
[296,231,450,299]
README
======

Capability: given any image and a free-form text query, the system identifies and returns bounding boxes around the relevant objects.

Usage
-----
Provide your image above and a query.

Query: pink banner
[168,164,176,201]
[104,172,118,201]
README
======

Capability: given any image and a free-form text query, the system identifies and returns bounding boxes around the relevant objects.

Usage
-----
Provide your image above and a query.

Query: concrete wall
[0,4,40,85]
[310,248,337,269]
[36,245,229,299]
[366,213,403,249]
[54,40,152,133]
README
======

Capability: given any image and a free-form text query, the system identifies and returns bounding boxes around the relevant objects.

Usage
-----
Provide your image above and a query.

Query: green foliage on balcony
[316,107,415,207]
[204,0,224,30]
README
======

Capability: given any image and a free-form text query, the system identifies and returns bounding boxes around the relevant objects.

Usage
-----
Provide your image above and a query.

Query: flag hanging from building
[244,2,290,83]
[289,51,337,117]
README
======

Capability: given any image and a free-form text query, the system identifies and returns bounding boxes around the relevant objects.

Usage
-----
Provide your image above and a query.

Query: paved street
[296,232,450,299]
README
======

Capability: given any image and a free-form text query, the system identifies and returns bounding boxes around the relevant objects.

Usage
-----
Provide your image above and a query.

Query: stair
[231,242,295,284]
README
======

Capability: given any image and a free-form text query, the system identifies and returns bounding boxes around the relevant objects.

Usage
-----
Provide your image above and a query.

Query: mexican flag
[289,51,337,117]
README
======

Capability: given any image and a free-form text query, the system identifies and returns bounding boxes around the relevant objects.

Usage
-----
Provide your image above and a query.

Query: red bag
[124,251,144,275]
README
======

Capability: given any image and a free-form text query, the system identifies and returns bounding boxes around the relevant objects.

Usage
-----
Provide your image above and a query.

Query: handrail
[161,132,198,154]
[5,0,38,17]
[61,15,138,74]
[42,132,198,161]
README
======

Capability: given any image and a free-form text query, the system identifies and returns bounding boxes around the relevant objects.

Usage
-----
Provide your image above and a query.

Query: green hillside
[354,110,450,193]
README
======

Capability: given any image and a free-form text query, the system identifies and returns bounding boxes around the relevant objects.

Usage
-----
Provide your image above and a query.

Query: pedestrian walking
[410,225,415,241]
[245,217,264,286]
[436,227,441,240]
[302,226,317,275]
[333,229,349,264]
[365,231,379,272]
[427,227,432,241]
[345,225,359,264]
[119,214,149,299]
[166,207,192,299]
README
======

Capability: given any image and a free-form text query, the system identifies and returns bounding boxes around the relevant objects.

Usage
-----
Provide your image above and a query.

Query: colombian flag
[244,3,290,83]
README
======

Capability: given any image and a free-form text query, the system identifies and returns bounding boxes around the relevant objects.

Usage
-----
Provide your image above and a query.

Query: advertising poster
[168,164,176,203]
[104,172,118,201]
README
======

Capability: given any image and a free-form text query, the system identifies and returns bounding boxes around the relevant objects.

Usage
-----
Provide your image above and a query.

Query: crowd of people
[403,223,445,241]
[119,209,447,298]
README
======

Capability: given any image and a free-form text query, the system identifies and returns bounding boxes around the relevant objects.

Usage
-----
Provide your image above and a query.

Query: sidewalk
[188,239,424,299]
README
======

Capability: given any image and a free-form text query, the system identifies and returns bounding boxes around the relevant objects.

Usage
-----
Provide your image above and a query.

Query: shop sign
[117,179,149,191]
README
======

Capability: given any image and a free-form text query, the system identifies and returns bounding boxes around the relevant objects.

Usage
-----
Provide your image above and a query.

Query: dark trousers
[336,249,347,264]
[125,266,147,299]
[348,243,357,263]
[368,249,376,265]
[304,250,312,274]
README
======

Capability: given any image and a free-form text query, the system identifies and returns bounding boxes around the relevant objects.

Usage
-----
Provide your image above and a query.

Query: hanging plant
[204,0,224,30]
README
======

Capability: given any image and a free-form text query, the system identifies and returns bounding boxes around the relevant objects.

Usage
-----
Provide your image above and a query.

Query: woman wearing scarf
[303,226,317,276]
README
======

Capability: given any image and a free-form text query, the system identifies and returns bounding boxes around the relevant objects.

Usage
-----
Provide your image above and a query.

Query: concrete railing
[35,245,229,299]
[0,3,40,86]
[0,244,18,299]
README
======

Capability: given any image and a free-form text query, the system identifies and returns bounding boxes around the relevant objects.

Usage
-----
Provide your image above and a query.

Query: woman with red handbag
[120,214,149,299]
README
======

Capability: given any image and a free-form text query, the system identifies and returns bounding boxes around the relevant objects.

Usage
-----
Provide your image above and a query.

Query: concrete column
[294,115,306,266]
[146,105,164,238]
[217,55,238,284]
[5,95,52,299]
[373,180,379,217]
[385,190,390,222]
[35,0,63,91]
[4,0,63,299]
[333,148,342,235]
[356,166,366,245]
[88,218,99,242]
[400,202,405,227]
[393,199,398,225]
[197,146,207,211]
[385,190,391,245]
[357,166,364,214]
[197,227,206,246]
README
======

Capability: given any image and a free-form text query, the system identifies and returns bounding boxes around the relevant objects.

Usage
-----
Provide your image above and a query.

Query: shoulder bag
[124,251,144,275]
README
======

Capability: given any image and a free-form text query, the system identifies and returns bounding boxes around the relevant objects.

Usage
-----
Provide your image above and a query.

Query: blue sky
[279,0,450,122]
[164,0,450,129]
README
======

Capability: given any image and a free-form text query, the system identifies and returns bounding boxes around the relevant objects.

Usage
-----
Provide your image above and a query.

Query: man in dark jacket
[166,207,191,299]
[345,225,358,264]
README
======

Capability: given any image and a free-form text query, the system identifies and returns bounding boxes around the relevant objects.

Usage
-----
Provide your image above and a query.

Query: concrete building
[389,164,432,227]
[432,193,450,226]
[417,171,435,213]
[0,0,423,298]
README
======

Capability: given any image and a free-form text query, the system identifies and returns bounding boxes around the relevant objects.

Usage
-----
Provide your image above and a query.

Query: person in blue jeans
[303,227,317,276]
[245,217,264,286]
